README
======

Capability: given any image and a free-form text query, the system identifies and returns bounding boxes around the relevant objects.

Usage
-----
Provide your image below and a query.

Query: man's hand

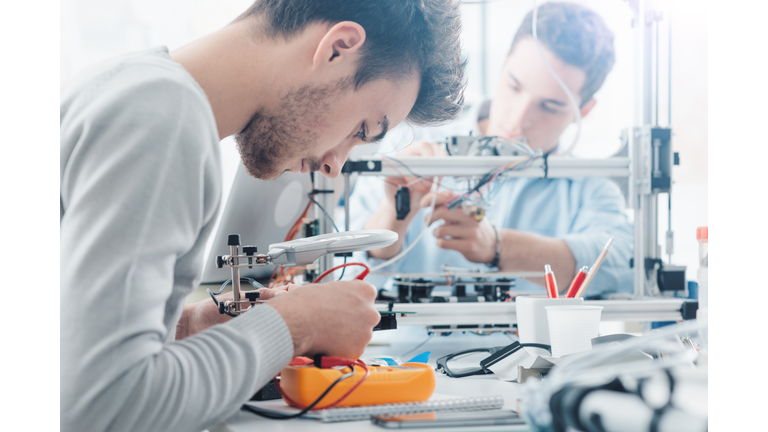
[421,193,498,264]
[420,192,578,287]
[178,281,380,359]
[365,141,447,259]
[176,287,300,340]
[266,280,380,359]
[177,291,239,340]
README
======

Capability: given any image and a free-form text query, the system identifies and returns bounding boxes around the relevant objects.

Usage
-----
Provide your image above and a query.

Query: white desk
[212,327,535,432]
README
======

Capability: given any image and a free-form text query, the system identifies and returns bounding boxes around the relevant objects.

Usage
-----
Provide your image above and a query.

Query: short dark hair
[510,2,615,104]
[237,0,466,126]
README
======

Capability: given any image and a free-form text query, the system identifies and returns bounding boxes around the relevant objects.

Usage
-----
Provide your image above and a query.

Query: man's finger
[435,237,473,254]
[427,206,478,225]
[256,288,280,300]
[419,191,454,208]
[433,224,475,240]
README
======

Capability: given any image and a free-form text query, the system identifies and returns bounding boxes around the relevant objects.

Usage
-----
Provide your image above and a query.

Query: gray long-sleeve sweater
[60,47,294,432]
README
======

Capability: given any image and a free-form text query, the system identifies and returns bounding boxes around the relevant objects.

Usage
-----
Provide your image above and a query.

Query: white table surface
[212,326,535,432]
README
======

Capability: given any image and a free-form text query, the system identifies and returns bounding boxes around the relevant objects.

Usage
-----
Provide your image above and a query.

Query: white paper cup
[515,296,584,356]
[545,305,603,357]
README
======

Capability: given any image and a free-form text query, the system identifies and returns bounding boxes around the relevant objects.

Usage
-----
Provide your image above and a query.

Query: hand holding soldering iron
[183,280,380,359]
[423,192,498,265]
[265,280,381,359]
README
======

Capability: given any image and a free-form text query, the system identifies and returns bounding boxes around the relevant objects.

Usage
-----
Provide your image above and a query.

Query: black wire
[307,193,340,233]
[241,367,355,420]
[207,277,264,318]
[306,192,348,280]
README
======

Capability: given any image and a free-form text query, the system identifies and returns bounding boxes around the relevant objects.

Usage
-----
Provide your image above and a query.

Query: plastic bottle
[696,227,708,346]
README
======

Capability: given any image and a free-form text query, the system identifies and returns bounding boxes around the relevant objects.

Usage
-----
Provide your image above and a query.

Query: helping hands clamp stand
[214,229,399,316]
[215,234,269,316]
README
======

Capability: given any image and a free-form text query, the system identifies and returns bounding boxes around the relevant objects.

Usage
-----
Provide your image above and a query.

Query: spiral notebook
[244,393,505,422]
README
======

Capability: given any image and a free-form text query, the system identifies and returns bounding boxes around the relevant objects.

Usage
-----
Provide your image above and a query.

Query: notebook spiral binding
[317,395,505,422]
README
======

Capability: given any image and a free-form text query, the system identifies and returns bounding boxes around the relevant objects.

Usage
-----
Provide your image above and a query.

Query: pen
[544,264,558,298]
[573,237,615,298]
[565,266,589,298]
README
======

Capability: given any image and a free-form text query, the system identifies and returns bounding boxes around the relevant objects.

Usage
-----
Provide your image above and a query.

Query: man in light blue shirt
[349,2,632,297]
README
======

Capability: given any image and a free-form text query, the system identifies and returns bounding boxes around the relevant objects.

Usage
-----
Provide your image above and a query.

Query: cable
[242,367,356,420]
[313,262,370,284]
[379,154,464,193]
[531,0,582,156]
[444,139,542,211]
[308,192,340,233]
[306,192,355,281]
[401,334,435,359]
[283,360,371,410]
[207,277,264,317]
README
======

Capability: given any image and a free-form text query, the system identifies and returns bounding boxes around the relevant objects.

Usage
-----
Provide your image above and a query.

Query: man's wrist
[176,304,194,340]
[486,222,502,268]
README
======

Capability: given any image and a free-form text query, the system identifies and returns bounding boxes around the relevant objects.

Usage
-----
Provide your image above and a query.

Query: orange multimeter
[278,361,435,409]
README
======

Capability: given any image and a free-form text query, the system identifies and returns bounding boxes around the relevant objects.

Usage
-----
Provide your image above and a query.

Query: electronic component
[391,275,517,304]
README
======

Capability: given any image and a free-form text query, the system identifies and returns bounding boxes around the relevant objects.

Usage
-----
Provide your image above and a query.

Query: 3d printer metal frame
[341,124,676,301]
[374,298,693,327]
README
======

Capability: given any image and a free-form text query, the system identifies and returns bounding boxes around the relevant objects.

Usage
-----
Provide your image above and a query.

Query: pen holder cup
[515,296,584,356]
[545,305,603,358]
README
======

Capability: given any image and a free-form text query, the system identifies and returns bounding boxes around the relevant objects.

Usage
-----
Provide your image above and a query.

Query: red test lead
[544,264,558,298]
[565,266,589,298]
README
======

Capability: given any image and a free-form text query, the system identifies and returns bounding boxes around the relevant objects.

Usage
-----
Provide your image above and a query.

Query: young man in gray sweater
[60,1,465,431]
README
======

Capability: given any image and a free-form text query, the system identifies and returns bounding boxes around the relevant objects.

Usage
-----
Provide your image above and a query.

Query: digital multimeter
[279,362,435,409]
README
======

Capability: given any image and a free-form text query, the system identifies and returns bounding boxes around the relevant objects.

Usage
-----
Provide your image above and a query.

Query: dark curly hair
[511,2,616,104]
[236,0,467,126]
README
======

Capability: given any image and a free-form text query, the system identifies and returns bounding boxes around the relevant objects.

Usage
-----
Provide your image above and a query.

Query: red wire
[313,262,371,283]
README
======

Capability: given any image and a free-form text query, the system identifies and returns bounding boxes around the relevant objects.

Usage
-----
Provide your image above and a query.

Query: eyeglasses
[436,342,551,378]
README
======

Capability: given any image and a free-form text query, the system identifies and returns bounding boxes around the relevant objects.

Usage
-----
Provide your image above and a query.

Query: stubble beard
[234,79,352,180]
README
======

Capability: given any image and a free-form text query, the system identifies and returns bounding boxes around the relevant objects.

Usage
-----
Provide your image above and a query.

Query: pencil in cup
[573,237,615,298]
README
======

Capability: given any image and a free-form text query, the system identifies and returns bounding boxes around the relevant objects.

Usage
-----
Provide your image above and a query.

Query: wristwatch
[486,223,502,268]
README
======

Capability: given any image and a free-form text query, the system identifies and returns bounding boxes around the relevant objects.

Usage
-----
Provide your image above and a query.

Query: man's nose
[506,97,534,136]
[319,146,354,179]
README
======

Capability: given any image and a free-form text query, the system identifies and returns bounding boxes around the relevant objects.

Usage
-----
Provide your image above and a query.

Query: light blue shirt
[346,174,634,298]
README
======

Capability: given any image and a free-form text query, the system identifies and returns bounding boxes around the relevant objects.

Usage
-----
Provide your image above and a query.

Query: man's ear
[312,21,366,70]
[579,98,597,119]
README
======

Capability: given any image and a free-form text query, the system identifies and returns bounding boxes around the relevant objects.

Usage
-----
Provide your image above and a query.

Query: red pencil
[544,264,558,298]
[565,266,589,298]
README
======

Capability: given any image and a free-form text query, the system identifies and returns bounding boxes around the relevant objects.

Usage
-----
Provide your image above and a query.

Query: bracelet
[486,222,502,268]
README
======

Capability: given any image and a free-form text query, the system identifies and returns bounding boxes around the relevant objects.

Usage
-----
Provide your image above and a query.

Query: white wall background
[61,0,707,280]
